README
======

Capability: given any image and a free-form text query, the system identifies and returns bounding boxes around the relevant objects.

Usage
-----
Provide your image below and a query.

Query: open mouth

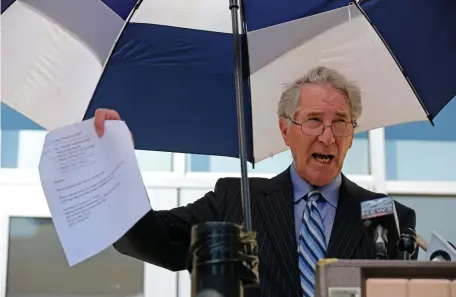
[312,153,334,164]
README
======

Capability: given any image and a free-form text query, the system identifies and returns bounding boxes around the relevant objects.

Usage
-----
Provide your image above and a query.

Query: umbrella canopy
[2,0,455,164]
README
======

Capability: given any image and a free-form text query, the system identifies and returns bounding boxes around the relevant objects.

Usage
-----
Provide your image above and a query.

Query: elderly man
[93,66,417,297]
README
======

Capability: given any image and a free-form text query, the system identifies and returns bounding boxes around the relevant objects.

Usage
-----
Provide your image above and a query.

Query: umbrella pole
[229,0,252,231]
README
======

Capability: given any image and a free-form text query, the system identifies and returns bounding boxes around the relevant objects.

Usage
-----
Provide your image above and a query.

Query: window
[1,103,172,171]
[385,98,456,181]
[134,150,173,171]
[187,132,370,175]
[6,217,144,297]
[393,195,456,261]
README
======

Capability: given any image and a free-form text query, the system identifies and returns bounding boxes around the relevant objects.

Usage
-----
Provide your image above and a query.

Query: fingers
[94,108,121,136]
[93,108,134,143]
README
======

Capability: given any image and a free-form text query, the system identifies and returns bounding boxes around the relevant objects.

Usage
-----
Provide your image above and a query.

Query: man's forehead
[302,108,348,116]
[298,109,349,117]
[298,95,349,109]
[299,85,349,108]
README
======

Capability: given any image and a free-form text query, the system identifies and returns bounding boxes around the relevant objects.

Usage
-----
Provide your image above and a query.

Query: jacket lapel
[256,168,301,296]
[326,174,373,259]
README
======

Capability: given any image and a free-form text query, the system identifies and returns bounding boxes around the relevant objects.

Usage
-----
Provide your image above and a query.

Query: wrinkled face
[279,83,354,186]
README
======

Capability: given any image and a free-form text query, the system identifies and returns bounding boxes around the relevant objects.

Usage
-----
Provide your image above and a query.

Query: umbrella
[3,0,455,163]
[2,0,456,228]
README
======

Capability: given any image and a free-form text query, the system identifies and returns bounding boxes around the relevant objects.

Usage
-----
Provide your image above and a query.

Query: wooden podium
[315,259,456,297]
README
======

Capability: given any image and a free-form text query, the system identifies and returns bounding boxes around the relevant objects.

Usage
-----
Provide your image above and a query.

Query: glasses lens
[333,122,353,136]
[301,120,322,136]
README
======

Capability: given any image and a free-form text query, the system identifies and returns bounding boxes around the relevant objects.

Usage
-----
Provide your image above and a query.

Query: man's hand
[93,108,134,143]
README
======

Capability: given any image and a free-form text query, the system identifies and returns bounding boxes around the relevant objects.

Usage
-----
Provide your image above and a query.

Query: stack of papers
[38,118,151,266]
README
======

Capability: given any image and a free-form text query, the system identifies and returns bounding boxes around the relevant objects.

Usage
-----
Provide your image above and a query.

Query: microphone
[397,228,418,260]
[430,250,452,262]
[360,196,400,260]
[427,231,456,262]
[373,224,388,259]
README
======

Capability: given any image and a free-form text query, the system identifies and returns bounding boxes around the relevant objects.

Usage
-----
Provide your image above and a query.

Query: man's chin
[296,163,340,186]
[306,171,338,186]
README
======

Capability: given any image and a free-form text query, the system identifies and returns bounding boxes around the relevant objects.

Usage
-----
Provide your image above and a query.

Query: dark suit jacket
[113,168,418,297]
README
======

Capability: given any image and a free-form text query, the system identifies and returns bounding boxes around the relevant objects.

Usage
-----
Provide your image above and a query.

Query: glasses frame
[285,116,357,137]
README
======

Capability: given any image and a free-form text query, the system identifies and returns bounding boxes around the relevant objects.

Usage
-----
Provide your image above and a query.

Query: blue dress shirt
[290,164,341,245]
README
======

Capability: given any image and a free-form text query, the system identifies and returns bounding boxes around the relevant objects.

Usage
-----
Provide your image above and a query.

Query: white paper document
[38,118,151,266]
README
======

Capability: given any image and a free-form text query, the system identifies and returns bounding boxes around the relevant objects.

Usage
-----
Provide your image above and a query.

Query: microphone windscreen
[360,196,394,220]
[360,196,400,238]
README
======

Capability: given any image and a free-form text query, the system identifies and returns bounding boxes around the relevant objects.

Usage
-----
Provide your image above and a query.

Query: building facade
[1,99,455,297]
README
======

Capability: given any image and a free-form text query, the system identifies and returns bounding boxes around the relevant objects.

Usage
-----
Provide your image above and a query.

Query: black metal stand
[228,0,252,231]
[189,222,259,297]
[190,223,244,297]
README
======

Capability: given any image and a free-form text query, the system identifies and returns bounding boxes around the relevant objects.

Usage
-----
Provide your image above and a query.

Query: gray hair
[277,66,362,123]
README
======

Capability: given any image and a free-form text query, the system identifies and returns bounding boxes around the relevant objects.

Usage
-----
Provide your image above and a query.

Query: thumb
[94,109,120,136]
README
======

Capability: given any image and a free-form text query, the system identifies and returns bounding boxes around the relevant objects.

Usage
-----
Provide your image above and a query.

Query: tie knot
[306,190,322,202]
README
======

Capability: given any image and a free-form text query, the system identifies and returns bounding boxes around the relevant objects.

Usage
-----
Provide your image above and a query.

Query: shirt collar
[290,162,341,208]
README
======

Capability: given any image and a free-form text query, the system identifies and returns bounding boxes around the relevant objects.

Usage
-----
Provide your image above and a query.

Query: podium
[315,259,456,297]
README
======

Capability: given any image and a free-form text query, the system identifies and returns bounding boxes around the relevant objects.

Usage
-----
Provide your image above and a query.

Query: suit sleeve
[400,208,419,260]
[113,179,228,271]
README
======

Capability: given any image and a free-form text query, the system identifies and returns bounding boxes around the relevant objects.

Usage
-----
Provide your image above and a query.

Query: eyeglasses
[285,116,357,137]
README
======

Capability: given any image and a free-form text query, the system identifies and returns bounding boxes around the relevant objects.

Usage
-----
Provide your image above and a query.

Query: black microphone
[397,228,418,260]
[430,250,452,262]
[360,196,400,260]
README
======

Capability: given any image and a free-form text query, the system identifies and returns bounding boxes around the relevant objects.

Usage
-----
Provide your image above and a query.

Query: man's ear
[279,118,291,146]
[348,120,357,149]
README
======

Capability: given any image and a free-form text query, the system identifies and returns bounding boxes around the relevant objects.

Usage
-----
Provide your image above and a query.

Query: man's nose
[317,125,335,145]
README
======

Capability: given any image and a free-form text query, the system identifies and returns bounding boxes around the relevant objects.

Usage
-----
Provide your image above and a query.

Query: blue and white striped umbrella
[2,0,455,164]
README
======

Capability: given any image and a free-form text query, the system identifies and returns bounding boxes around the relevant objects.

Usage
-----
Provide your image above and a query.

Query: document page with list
[38,118,151,266]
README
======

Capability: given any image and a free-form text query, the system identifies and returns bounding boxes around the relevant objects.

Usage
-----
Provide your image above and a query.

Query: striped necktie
[298,190,327,297]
